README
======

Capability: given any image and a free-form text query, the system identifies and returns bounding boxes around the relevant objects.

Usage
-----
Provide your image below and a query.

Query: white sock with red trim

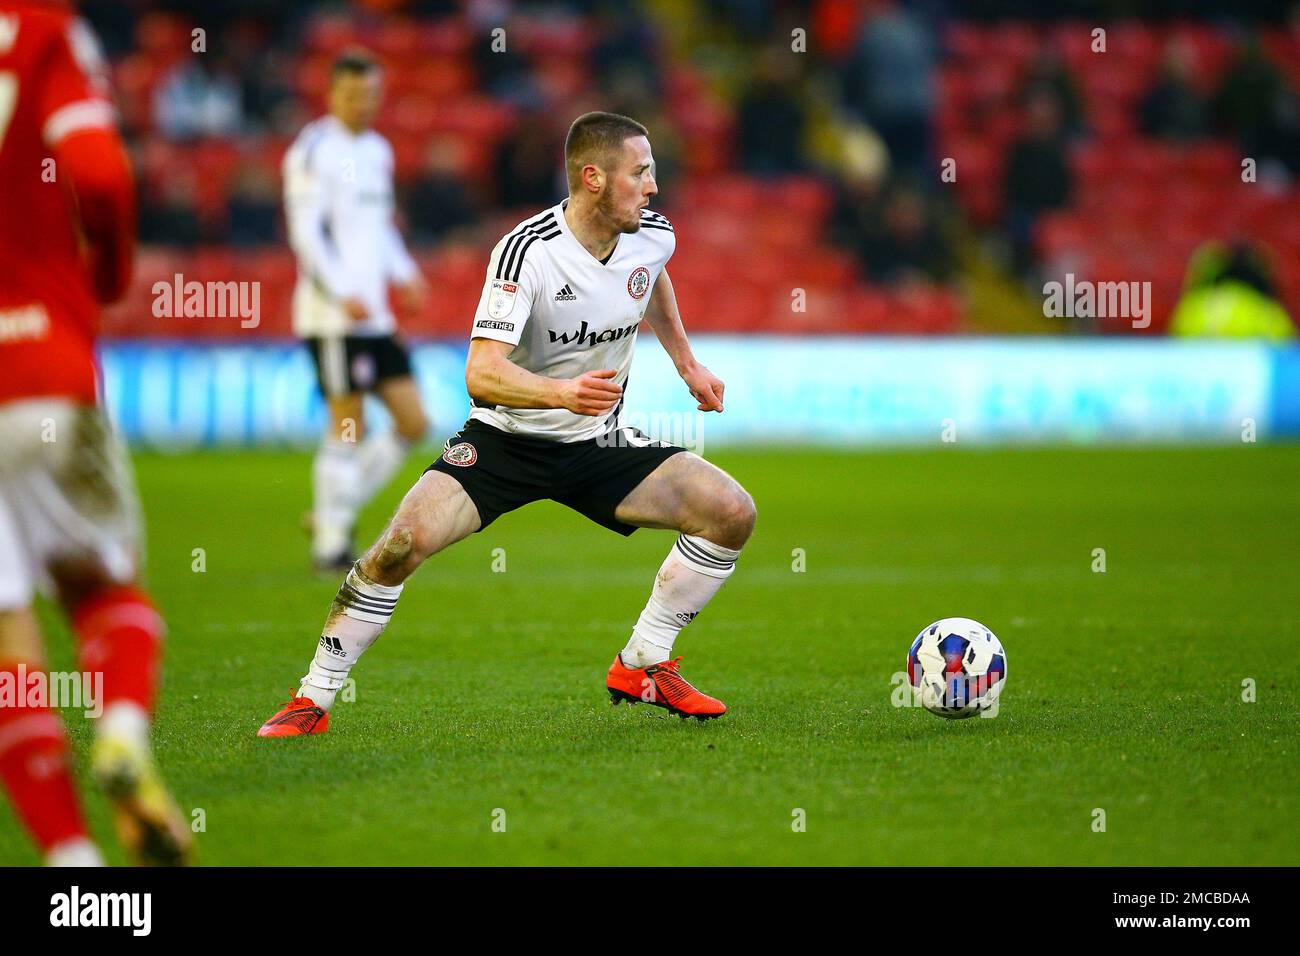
[620,534,741,668]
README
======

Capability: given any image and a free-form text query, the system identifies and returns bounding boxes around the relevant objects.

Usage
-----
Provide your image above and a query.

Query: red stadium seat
[416,20,473,57]
[371,19,422,61]
[303,13,362,55]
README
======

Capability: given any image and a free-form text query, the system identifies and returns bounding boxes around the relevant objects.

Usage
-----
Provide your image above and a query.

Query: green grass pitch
[2,444,1298,866]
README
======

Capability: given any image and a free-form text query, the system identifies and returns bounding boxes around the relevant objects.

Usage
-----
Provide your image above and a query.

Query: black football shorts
[306,334,414,398]
[425,419,686,535]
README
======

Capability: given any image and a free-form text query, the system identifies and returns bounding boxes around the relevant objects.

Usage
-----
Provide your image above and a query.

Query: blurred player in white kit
[283,49,431,570]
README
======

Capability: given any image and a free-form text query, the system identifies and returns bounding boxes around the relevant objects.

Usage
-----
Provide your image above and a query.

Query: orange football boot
[257,691,330,737]
[607,654,726,719]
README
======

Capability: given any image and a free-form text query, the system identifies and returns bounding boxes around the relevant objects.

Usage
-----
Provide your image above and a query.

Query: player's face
[329,71,383,131]
[598,136,657,234]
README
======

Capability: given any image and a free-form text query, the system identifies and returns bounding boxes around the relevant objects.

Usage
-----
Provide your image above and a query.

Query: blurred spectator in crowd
[854,182,954,286]
[737,47,808,173]
[831,125,887,231]
[1018,50,1085,139]
[1141,39,1208,142]
[80,0,138,57]
[840,5,936,177]
[811,0,868,64]
[154,54,245,141]
[706,0,773,41]
[226,163,281,247]
[833,125,950,285]
[601,71,683,194]
[471,18,542,110]
[1003,89,1073,276]
[139,174,204,248]
[225,19,296,133]
[493,111,565,209]
[405,0,461,13]
[592,6,663,98]
[406,140,480,243]
[868,183,954,285]
[1170,241,1295,340]
[1212,35,1300,174]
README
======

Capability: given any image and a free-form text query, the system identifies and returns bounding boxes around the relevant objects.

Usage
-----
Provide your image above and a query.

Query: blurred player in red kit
[0,1,191,865]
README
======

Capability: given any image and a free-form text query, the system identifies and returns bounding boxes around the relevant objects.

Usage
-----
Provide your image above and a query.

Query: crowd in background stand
[80,0,1300,329]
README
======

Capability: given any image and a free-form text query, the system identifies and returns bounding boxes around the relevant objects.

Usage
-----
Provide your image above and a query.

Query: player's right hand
[342,297,369,321]
[559,369,623,416]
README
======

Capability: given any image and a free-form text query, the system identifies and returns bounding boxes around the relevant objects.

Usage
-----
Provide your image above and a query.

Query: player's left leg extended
[258,469,482,737]
[606,453,756,718]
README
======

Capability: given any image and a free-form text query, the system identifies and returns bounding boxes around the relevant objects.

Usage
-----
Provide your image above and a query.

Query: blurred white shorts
[0,399,142,609]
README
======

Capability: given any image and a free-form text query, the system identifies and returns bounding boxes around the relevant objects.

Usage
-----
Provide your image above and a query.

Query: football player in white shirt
[283,51,430,571]
[259,112,755,735]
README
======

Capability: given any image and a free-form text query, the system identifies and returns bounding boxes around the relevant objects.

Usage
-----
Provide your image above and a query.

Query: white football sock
[299,563,403,711]
[620,534,741,668]
[313,438,361,559]
[96,701,150,751]
[356,430,412,506]
[46,837,106,867]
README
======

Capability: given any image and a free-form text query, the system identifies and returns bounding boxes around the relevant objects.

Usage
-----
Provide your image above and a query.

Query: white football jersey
[468,200,676,442]
[282,116,418,338]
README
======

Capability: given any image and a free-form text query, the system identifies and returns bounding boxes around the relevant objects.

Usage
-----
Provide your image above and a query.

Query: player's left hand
[682,363,725,412]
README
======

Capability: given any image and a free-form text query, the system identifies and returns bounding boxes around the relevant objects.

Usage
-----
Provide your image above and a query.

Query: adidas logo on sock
[554,283,577,301]
[319,635,346,658]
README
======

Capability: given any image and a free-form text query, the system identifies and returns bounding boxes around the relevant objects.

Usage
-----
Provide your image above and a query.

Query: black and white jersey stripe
[639,209,673,232]
[494,211,561,282]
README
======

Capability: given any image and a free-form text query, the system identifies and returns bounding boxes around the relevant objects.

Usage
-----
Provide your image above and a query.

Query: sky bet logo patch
[487,279,518,319]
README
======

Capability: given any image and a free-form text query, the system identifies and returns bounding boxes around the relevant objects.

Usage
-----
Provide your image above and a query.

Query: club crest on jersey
[442,442,477,467]
[488,279,518,319]
[627,266,651,300]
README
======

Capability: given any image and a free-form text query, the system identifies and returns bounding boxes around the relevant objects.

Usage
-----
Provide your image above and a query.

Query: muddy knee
[375,526,415,569]
[358,526,419,586]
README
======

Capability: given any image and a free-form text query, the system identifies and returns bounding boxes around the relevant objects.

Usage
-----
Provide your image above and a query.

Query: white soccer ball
[906,617,1007,719]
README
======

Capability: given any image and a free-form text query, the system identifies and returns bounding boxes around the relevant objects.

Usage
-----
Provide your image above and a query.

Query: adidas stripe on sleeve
[470,210,559,346]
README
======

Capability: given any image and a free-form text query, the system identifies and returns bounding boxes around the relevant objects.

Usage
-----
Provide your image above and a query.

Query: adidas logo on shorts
[554,283,577,302]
